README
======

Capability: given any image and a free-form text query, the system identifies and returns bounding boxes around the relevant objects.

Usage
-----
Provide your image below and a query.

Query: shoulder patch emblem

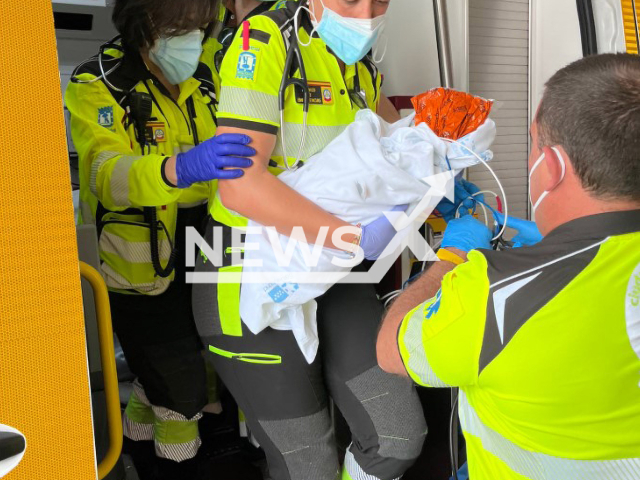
[236,52,257,81]
[625,262,640,387]
[97,106,114,128]
[424,289,443,320]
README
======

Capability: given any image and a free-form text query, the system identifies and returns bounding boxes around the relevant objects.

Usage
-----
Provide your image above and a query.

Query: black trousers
[110,205,208,418]
[192,220,427,480]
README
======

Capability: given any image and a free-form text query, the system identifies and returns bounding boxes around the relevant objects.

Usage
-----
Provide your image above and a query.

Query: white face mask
[529,146,566,213]
[149,30,204,85]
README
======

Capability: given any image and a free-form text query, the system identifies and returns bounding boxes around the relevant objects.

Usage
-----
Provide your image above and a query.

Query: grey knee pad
[347,366,427,461]
[259,409,339,480]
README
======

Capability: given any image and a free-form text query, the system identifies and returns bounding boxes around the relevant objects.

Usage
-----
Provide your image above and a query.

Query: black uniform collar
[231,1,275,28]
[116,47,153,83]
[284,0,315,35]
[543,209,640,243]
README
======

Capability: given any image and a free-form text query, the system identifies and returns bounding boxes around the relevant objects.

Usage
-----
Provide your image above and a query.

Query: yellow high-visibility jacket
[399,211,640,479]
[66,48,218,295]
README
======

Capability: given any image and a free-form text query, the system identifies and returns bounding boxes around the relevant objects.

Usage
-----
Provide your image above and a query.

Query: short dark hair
[537,53,640,202]
[112,0,220,52]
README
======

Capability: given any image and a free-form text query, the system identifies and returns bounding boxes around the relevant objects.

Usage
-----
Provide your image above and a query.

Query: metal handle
[632,0,640,53]
[433,0,454,88]
[79,262,123,480]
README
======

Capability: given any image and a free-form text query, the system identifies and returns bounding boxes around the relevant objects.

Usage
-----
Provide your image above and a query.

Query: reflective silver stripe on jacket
[109,155,139,206]
[90,151,120,197]
[273,123,346,163]
[402,307,451,388]
[100,230,172,264]
[218,86,280,125]
[90,152,142,206]
[100,262,171,296]
[458,390,640,480]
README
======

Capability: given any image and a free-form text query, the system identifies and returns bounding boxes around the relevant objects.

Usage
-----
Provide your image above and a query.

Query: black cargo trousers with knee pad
[192,220,427,480]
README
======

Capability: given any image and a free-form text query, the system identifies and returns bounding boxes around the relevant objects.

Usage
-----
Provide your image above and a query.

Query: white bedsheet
[239,110,496,363]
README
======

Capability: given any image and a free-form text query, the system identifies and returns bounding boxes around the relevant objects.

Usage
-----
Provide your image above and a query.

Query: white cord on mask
[373,30,388,63]
[294,1,319,47]
[440,138,509,241]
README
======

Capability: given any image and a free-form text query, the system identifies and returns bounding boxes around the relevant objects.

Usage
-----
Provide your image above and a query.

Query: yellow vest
[66,48,217,295]
[399,211,640,479]
[212,0,382,228]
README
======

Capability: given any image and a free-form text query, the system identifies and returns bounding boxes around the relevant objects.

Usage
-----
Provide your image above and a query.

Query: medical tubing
[441,138,509,240]
[455,190,502,227]
[449,391,460,480]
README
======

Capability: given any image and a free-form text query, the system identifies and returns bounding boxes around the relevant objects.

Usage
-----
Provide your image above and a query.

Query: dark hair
[537,53,640,202]
[112,0,220,52]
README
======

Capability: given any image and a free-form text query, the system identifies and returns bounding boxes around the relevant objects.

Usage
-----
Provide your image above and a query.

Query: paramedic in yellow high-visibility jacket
[65,0,254,475]
[377,53,640,480]
[192,1,426,480]
[201,0,291,84]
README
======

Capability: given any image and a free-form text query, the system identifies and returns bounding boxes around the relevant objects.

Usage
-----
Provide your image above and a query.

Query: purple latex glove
[442,215,492,252]
[175,133,256,188]
[360,205,408,260]
[436,178,484,222]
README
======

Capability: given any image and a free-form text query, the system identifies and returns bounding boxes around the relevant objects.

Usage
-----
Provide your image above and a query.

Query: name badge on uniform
[145,122,166,143]
[295,82,334,106]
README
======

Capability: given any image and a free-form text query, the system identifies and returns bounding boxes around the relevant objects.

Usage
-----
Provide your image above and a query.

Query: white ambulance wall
[54,4,116,97]
[379,0,469,98]
[592,0,626,53]
[54,4,116,154]
[530,0,582,121]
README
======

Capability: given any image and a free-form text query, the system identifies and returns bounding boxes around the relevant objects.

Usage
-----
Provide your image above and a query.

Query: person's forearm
[163,155,178,186]
[219,169,354,249]
[377,249,465,375]
[377,94,401,123]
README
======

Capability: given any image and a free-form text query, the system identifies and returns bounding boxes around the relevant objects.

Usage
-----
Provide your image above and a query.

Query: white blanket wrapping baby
[239,110,496,363]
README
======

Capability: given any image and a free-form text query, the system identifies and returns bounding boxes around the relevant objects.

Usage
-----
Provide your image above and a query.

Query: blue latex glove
[360,205,408,260]
[441,215,492,252]
[436,178,484,222]
[175,133,256,188]
[493,212,543,248]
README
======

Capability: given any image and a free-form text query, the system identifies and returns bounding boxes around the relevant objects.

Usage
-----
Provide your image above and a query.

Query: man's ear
[542,145,567,191]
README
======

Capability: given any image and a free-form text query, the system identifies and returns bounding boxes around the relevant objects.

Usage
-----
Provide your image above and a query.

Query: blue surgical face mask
[312,0,386,65]
[149,30,204,85]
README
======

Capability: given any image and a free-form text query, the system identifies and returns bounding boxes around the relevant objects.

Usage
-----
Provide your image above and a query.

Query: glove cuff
[160,157,177,188]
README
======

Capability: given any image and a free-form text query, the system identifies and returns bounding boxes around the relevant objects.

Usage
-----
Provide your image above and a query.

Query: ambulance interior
[51,0,637,478]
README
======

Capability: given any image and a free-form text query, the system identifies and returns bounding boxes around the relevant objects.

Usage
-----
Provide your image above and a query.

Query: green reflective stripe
[110,155,138,206]
[209,345,282,364]
[225,247,245,255]
[217,264,243,336]
[154,417,199,445]
[90,150,121,197]
[124,392,154,425]
[340,467,353,480]
[273,123,346,163]
[400,304,452,388]
[218,86,280,125]
[459,390,640,480]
